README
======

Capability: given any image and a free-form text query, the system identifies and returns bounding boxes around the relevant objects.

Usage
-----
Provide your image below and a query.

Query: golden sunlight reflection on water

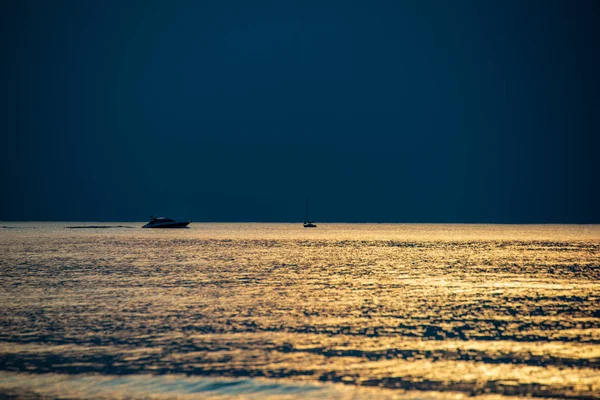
[0,223,599,399]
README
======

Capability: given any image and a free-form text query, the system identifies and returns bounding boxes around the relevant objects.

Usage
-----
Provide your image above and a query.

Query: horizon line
[2,220,600,225]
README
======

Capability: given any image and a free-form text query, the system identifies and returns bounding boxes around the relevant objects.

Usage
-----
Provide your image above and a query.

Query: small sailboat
[303,198,317,228]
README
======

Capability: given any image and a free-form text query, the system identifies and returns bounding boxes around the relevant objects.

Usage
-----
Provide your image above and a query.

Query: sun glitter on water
[0,223,599,399]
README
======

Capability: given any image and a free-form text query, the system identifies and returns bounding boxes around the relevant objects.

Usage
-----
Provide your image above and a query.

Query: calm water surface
[1,223,599,399]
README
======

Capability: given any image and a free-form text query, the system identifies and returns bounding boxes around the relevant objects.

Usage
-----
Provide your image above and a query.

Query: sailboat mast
[302,198,317,227]
[305,198,309,223]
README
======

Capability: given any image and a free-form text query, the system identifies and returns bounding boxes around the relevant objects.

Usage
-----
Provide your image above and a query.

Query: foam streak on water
[0,223,599,399]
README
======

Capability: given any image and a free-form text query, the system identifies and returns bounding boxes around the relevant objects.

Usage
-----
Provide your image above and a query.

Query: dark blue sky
[2,1,599,222]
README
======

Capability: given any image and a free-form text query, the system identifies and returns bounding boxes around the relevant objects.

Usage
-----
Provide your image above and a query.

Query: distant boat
[142,216,190,228]
[303,198,317,228]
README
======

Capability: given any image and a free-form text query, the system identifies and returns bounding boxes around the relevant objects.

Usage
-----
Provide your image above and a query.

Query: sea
[1,223,598,399]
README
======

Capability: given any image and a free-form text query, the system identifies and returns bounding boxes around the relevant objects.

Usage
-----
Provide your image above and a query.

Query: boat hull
[303,223,317,228]
[142,221,190,229]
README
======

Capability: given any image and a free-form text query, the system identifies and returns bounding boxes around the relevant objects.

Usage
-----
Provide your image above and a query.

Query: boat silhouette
[303,198,317,228]
[142,216,191,228]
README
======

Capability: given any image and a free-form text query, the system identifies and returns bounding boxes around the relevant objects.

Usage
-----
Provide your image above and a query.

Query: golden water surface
[1,223,599,399]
